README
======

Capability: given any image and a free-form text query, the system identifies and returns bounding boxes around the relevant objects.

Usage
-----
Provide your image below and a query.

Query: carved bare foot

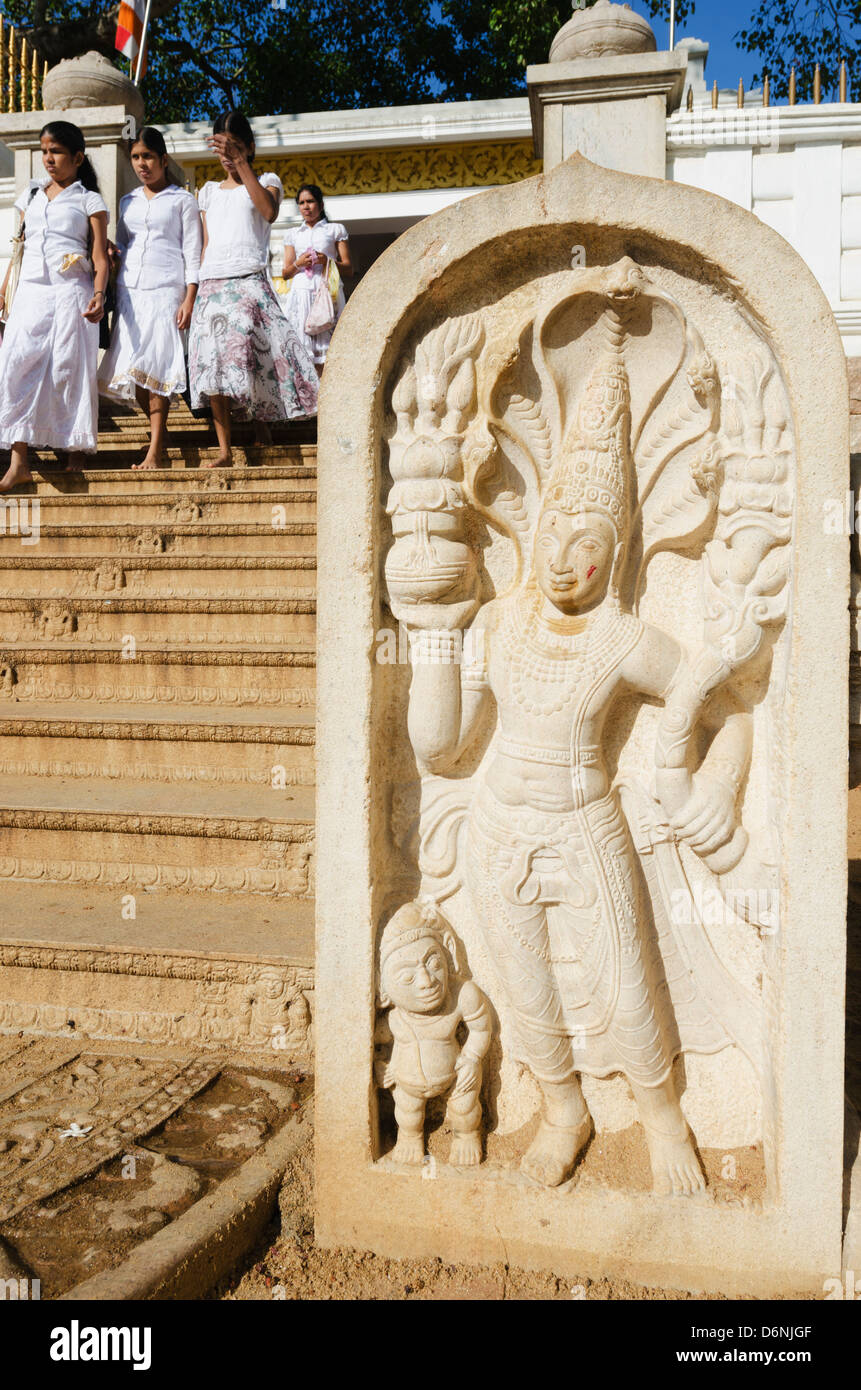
[521,1114,592,1187]
[449,1131,482,1166]
[391,1131,425,1164]
[645,1126,707,1196]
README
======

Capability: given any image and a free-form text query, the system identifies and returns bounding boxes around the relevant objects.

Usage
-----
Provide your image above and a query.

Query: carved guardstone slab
[315,153,849,1295]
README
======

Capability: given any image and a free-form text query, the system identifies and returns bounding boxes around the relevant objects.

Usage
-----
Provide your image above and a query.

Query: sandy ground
[218,889,861,1303]
[218,1135,727,1302]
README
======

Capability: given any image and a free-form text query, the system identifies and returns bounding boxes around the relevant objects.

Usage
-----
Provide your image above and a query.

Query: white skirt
[0,276,99,452]
[98,284,187,401]
[282,270,345,365]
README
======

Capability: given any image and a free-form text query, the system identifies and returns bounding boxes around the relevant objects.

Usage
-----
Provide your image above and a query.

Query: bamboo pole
[686,86,693,111]
[789,66,796,104]
[0,17,5,116]
[711,79,718,109]
[814,63,821,103]
[841,60,848,103]
[737,78,744,108]
[763,73,769,106]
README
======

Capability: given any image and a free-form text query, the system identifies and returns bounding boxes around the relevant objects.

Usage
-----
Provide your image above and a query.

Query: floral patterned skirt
[188,272,318,420]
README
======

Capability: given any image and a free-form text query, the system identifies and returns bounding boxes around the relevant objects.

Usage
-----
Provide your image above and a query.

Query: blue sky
[652,0,765,88]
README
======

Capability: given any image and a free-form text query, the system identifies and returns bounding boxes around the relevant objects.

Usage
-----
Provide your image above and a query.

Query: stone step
[3,522,316,558]
[0,595,316,646]
[0,701,315,787]
[32,445,317,469]
[0,643,315,709]
[95,408,316,442]
[0,555,317,599]
[0,489,317,526]
[0,877,314,963]
[16,463,316,495]
[0,775,315,899]
[0,880,314,1050]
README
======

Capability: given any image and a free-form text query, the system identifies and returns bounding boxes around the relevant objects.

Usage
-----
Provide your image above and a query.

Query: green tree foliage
[0,0,727,125]
[737,0,861,101]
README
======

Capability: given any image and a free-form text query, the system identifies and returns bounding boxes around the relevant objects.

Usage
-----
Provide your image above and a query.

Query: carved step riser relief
[2,498,318,526]
[20,468,316,496]
[0,668,315,708]
[0,611,316,645]
[11,532,317,559]
[0,571,316,600]
[0,832,315,897]
[0,949,314,1055]
[0,737,314,784]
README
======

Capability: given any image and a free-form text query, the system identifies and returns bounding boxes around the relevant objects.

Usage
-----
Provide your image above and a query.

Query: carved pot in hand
[385,525,476,608]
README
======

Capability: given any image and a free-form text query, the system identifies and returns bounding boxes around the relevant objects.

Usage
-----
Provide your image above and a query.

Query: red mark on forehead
[587,565,597,579]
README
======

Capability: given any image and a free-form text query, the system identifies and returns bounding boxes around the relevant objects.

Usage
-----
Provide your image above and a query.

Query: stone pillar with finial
[527,0,686,178]
[0,51,147,231]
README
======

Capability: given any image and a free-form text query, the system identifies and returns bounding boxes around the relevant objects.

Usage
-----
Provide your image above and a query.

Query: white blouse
[198,172,283,280]
[117,183,202,291]
[284,219,349,272]
[15,178,109,286]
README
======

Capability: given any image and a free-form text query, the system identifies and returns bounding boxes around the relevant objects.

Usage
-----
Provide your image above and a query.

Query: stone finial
[549,0,657,63]
[41,51,145,123]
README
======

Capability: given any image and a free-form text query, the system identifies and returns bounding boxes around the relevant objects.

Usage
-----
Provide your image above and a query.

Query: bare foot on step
[0,466,33,492]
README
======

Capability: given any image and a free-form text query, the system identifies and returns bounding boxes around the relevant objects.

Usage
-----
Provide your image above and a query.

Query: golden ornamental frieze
[191,140,542,196]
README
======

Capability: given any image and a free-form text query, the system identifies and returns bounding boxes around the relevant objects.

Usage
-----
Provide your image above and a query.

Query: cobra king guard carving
[384,257,788,1197]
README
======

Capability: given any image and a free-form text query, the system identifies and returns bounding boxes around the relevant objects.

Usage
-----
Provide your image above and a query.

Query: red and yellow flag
[115,0,147,76]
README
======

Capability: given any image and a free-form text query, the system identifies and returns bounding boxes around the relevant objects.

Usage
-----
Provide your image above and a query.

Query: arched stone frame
[315,152,848,1295]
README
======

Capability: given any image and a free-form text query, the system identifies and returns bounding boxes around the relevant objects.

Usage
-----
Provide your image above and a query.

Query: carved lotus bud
[387,478,465,517]
[390,435,462,482]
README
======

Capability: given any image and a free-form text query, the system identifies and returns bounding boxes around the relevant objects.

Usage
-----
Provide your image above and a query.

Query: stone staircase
[0,401,317,1057]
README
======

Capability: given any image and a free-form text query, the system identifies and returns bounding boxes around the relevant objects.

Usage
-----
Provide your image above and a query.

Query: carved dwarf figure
[375,899,492,1167]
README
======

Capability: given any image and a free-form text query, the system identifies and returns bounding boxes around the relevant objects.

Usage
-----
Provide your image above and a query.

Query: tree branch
[159,34,238,106]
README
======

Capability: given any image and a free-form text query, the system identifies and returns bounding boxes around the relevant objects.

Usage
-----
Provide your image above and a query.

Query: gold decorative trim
[192,139,542,197]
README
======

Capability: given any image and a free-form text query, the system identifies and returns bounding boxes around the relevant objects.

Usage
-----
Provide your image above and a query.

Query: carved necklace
[502,581,628,718]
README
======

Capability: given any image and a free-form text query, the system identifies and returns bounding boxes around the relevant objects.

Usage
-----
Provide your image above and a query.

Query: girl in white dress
[281,184,352,369]
[0,121,109,491]
[188,111,318,468]
[99,126,202,470]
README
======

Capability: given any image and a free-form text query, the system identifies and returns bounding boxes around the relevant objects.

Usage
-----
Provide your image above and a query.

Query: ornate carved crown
[541,352,633,533]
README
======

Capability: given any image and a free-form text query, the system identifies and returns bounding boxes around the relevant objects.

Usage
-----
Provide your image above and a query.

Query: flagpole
[134,0,153,84]
[669,0,675,50]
